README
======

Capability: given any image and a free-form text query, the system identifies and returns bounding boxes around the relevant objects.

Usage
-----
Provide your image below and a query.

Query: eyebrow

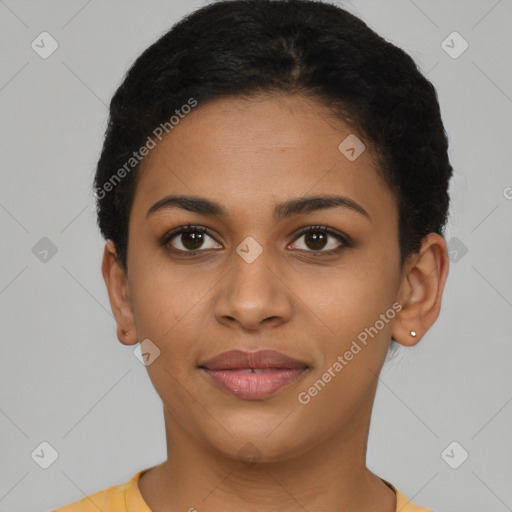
[146,194,371,222]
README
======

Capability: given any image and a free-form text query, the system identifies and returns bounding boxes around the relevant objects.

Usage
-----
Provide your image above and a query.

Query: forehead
[131,94,395,224]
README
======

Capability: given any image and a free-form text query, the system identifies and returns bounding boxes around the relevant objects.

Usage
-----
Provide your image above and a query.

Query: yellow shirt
[51,468,434,511]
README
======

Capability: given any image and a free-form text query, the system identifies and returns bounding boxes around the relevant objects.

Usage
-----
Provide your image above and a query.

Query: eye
[161,225,222,254]
[289,225,350,254]
[160,224,351,256]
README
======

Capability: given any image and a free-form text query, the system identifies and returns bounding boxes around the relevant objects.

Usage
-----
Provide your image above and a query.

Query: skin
[102,93,449,512]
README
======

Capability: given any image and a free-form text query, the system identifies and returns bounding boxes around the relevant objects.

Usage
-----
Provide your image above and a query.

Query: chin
[200,417,310,465]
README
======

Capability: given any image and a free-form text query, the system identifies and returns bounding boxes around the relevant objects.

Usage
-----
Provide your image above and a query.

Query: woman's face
[121,93,406,461]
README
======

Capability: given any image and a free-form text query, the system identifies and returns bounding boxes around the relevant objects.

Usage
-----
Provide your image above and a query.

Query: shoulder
[50,474,133,512]
[383,480,435,512]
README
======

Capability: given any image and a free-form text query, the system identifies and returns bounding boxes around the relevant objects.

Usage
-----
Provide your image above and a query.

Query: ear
[392,233,450,346]
[101,240,138,346]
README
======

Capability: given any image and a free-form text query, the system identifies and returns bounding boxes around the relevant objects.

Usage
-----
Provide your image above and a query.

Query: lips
[199,349,308,370]
[198,349,309,400]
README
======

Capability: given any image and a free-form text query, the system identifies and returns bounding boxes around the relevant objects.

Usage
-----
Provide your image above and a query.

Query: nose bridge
[214,237,293,329]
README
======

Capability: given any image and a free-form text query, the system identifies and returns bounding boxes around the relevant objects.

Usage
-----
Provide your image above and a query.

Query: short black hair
[94,0,453,272]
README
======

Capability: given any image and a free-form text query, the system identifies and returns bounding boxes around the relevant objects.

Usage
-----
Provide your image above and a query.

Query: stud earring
[410,331,417,337]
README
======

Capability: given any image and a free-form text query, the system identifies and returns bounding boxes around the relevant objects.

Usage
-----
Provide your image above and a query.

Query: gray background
[1,1,511,511]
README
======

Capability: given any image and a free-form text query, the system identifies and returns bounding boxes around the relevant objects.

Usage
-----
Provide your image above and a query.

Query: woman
[53,0,451,510]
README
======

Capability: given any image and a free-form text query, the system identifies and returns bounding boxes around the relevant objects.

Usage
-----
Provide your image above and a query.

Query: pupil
[306,231,326,250]
[183,231,203,250]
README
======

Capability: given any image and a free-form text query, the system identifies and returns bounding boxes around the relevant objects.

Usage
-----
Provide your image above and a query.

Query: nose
[213,247,294,332]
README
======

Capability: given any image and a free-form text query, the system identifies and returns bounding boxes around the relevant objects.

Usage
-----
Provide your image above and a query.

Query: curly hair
[93,0,453,272]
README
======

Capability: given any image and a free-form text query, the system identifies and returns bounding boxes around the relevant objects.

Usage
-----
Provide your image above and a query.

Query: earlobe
[101,240,138,346]
[392,233,450,347]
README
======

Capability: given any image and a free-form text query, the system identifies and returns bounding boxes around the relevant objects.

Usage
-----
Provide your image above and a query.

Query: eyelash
[160,224,351,257]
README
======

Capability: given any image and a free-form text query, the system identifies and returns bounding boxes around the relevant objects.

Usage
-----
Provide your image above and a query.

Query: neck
[138,400,396,512]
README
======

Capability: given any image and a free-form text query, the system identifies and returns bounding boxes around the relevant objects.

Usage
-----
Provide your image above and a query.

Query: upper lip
[199,349,308,370]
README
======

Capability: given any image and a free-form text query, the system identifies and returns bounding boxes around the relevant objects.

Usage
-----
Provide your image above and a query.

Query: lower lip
[201,368,307,400]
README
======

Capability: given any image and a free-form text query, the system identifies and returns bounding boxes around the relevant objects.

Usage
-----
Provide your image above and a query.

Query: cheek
[318,262,397,334]
[295,265,398,423]
[129,252,211,339]
[127,265,220,395]
[129,269,205,403]
[308,257,399,376]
